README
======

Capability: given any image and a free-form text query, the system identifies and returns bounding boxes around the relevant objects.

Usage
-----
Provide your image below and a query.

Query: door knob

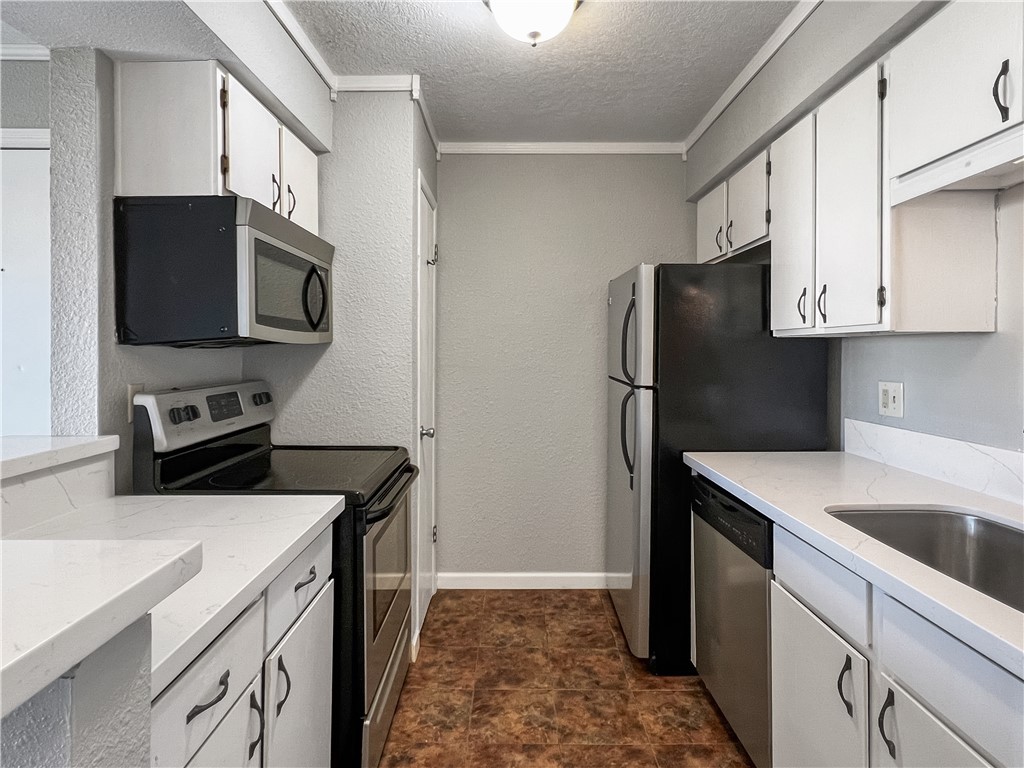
[420,427,436,439]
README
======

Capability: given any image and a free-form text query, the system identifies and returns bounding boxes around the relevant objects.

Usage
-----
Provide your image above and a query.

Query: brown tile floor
[380,590,754,768]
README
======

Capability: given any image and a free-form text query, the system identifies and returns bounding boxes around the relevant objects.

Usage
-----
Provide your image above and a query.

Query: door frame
[413,168,438,649]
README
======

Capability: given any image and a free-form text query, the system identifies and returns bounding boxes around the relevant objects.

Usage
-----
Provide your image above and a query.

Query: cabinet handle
[275,656,292,716]
[816,283,827,324]
[715,226,723,253]
[796,287,807,324]
[247,690,264,760]
[726,220,733,249]
[294,565,317,592]
[836,654,854,717]
[272,174,281,211]
[992,59,1011,122]
[878,687,897,760]
[185,669,230,724]
[287,185,297,219]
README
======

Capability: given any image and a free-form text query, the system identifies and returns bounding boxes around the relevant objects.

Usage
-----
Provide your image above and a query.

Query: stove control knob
[169,407,185,425]
[184,405,201,421]
[252,392,273,406]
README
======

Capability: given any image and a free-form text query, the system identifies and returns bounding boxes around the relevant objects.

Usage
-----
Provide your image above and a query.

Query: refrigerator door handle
[620,388,635,489]
[620,295,636,383]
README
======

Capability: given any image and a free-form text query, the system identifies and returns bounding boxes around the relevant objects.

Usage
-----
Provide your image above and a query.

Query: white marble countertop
[0,436,120,481]
[9,493,345,696]
[1,538,202,717]
[683,451,1024,677]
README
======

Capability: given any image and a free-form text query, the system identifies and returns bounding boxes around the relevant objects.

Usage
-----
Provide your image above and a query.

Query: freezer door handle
[620,294,636,383]
[620,388,635,489]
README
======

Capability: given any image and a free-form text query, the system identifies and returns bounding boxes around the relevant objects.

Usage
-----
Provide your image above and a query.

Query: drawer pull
[247,690,264,760]
[294,565,317,592]
[185,669,230,724]
[878,687,897,760]
[993,59,1011,122]
[797,287,807,324]
[715,225,723,253]
[276,656,292,716]
[836,654,854,717]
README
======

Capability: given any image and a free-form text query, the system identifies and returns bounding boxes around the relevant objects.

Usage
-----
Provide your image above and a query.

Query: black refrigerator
[606,263,828,674]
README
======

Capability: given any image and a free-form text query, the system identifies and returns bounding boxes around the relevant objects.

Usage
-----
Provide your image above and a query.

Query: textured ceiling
[286,0,797,143]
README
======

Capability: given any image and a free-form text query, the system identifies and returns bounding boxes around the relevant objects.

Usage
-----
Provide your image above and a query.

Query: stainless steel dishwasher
[692,473,773,768]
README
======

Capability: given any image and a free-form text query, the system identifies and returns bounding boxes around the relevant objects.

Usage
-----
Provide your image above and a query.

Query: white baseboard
[436,572,608,590]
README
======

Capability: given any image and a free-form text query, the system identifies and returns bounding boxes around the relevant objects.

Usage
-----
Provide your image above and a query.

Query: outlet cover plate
[878,381,904,418]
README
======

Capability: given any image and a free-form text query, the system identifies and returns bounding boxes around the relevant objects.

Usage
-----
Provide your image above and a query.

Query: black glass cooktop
[179,445,408,506]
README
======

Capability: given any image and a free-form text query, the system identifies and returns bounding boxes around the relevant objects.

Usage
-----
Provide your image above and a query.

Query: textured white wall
[435,154,693,575]
[0,60,49,129]
[0,678,71,768]
[244,92,418,450]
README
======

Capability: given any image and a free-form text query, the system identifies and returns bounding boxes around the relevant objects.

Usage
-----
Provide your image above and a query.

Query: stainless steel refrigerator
[606,263,828,674]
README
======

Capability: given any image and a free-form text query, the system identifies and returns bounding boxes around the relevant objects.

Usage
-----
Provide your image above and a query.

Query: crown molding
[0,44,49,61]
[334,75,416,92]
[1,129,50,149]
[683,0,820,152]
[439,142,686,158]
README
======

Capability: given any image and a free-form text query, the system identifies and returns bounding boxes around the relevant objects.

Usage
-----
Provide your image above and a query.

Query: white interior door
[1,147,51,436]
[413,171,438,644]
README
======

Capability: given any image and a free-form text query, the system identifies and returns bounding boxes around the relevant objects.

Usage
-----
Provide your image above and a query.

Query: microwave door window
[254,238,326,332]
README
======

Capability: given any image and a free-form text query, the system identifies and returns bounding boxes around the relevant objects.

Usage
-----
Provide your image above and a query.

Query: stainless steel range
[132,380,416,768]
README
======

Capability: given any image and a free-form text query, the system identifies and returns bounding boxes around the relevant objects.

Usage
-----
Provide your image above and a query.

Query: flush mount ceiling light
[485,0,581,47]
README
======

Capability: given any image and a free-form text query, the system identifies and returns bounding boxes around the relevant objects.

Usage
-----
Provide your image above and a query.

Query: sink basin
[827,507,1024,612]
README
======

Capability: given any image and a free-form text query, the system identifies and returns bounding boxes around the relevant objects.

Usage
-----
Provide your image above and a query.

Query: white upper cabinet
[888,1,1024,178]
[223,74,284,213]
[281,128,319,235]
[769,115,815,332]
[815,65,884,330]
[116,61,320,235]
[727,150,770,251]
[696,181,728,263]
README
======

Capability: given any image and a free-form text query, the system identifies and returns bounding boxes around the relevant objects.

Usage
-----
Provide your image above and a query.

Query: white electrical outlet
[878,381,904,418]
[128,383,145,422]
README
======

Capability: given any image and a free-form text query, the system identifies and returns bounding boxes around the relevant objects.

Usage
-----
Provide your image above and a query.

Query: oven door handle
[364,465,419,525]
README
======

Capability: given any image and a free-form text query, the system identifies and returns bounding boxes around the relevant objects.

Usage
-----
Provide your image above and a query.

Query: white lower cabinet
[263,580,334,768]
[186,676,264,768]
[770,580,869,768]
[872,673,992,768]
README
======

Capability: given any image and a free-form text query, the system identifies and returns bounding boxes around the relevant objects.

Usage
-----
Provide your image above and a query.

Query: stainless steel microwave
[114,196,333,347]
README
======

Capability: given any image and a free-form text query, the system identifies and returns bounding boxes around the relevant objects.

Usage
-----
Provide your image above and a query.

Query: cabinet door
[281,128,319,235]
[888,1,1024,177]
[769,116,815,331]
[224,74,283,212]
[873,673,993,768]
[815,66,883,329]
[771,581,869,768]
[727,150,769,251]
[696,182,727,263]
[264,580,333,768]
[186,676,264,768]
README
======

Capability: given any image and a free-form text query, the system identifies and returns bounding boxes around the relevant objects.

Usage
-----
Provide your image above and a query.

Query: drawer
[878,593,1023,768]
[774,526,871,648]
[265,526,332,651]
[185,674,262,768]
[152,599,265,767]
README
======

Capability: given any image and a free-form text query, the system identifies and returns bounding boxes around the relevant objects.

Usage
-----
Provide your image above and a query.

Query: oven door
[362,464,418,710]
[237,224,333,344]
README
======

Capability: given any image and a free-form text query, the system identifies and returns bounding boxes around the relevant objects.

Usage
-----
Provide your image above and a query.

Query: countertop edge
[683,452,1024,678]
[0,435,120,480]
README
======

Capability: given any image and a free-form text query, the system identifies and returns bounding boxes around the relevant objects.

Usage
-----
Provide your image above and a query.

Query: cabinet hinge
[220,87,228,109]
[765,208,772,225]
[765,159,772,177]
[877,286,887,308]
[432,525,437,543]
[220,154,229,175]
[427,244,438,266]
[878,77,888,101]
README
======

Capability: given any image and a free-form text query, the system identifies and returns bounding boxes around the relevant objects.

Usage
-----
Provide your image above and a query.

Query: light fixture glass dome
[487,0,578,47]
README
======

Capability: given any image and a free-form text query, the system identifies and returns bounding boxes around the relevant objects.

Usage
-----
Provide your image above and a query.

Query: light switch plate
[878,381,904,418]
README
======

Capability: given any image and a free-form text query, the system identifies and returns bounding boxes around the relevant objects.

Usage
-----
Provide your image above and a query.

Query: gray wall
[243,91,421,452]
[842,185,1023,451]
[436,154,693,576]
[1,60,49,129]
[685,1,940,199]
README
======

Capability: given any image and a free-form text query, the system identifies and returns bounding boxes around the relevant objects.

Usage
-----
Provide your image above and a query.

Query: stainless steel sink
[827,507,1024,612]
